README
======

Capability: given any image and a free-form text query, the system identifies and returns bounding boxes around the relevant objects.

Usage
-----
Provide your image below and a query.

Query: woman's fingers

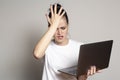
[86,66,102,77]
[87,69,91,76]
[60,11,65,17]
[47,4,65,26]
[97,69,102,73]
[87,66,97,76]
[52,4,65,17]
[50,5,54,17]
[54,4,57,14]
[93,66,96,74]
[58,6,65,17]
[58,7,63,15]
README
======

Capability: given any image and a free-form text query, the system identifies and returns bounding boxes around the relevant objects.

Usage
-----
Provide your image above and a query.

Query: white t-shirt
[42,39,83,80]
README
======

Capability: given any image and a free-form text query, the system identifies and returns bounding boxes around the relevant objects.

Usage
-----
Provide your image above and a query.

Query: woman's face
[53,17,69,45]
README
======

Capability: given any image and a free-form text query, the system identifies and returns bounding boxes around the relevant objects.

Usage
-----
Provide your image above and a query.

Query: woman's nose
[57,28,62,35]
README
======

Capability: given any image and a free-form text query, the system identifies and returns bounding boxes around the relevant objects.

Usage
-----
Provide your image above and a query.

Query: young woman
[34,3,99,80]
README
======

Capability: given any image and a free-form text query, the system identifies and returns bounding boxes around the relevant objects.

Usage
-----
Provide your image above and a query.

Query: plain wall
[0,0,120,80]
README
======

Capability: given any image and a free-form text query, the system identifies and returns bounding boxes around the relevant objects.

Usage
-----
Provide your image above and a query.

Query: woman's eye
[61,27,66,30]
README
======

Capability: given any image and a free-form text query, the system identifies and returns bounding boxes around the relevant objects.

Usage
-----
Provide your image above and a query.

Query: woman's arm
[33,4,65,59]
[33,26,57,59]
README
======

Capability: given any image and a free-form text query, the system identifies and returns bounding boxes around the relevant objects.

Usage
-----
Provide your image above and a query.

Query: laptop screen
[77,40,113,76]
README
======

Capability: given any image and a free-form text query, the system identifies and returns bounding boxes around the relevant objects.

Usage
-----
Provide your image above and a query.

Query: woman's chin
[54,38,68,45]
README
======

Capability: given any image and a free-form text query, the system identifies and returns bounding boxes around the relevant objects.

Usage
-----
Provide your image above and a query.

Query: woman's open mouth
[57,36,64,40]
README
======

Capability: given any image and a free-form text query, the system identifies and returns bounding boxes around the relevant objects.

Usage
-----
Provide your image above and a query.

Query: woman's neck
[54,38,69,46]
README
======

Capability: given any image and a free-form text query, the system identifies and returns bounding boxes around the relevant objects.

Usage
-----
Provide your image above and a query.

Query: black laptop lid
[77,40,113,77]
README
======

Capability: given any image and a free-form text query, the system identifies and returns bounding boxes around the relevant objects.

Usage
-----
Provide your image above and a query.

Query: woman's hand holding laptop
[78,66,101,80]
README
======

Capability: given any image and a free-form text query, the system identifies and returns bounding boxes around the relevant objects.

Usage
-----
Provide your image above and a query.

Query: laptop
[58,40,113,78]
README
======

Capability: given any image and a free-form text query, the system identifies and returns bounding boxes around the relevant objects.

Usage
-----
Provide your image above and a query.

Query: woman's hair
[48,3,69,27]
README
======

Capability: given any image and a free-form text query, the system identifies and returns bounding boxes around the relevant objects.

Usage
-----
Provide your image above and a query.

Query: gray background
[0,0,120,80]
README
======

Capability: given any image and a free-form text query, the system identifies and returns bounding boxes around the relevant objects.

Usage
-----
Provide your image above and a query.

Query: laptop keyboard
[68,69,77,75]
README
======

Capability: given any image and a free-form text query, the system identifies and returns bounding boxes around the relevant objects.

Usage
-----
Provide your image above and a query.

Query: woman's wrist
[78,75,87,80]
